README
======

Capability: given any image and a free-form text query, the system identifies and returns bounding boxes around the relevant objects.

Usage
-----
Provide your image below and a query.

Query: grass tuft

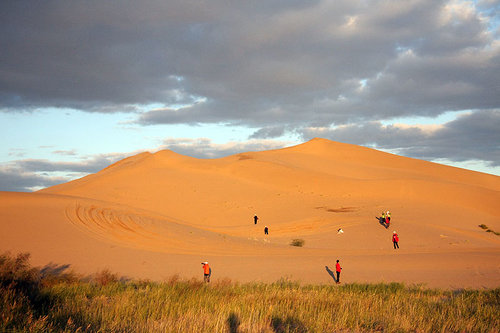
[94,269,119,286]
[290,239,305,247]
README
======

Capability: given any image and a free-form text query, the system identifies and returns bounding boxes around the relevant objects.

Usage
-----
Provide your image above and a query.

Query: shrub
[94,268,119,286]
[290,239,305,247]
[0,252,51,331]
[0,252,41,303]
[478,224,500,236]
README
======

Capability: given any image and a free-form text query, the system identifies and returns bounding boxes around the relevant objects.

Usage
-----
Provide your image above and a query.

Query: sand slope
[1,138,499,287]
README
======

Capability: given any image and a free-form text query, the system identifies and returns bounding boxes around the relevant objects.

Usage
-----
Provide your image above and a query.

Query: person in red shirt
[392,231,399,249]
[201,261,211,283]
[335,259,342,284]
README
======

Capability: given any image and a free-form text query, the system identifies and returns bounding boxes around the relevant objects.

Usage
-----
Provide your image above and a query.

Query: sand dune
[1,138,499,287]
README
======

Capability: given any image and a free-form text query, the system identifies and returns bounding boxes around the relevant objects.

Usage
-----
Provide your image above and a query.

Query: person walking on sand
[335,259,342,284]
[264,226,268,235]
[381,212,386,224]
[386,211,391,225]
[254,215,259,225]
[201,261,211,283]
[392,231,399,249]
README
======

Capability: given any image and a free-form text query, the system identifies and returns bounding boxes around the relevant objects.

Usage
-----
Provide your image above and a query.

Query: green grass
[2,252,500,332]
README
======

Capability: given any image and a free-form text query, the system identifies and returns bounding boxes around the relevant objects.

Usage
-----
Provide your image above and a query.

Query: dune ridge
[1,138,499,287]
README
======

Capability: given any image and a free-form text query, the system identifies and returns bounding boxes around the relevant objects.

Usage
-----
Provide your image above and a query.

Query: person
[201,261,211,282]
[254,215,259,225]
[264,226,268,235]
[335,259,342,284]
[386,211,391,225]
[392,231,399,249]
[381,212,386,224]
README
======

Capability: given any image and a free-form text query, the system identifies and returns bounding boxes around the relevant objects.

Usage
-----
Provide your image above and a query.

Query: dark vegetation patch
[290,239,305,247]
[478,224,500,236]
[238,154,253,160]
[2,251,499,332]
[316,206,357,213]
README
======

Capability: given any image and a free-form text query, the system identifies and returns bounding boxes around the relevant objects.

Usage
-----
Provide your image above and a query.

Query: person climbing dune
[392,231,399,249]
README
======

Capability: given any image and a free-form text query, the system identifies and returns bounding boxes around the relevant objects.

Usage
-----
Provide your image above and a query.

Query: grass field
[2,252,499,332]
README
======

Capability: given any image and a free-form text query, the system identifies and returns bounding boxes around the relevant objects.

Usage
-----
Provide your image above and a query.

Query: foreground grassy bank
[2,253,499,332]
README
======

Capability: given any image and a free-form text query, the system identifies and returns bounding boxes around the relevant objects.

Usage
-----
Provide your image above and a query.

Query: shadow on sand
[376,217,389,229]
[325,266,337,283]
[40,263,72,277]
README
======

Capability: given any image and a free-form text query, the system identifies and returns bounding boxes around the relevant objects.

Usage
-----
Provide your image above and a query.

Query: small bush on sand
[94,269,118,286]
[478,224,500,236]
[290,239,305,247]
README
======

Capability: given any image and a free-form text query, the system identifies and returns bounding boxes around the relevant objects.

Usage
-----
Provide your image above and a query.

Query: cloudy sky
[1,0,499,191]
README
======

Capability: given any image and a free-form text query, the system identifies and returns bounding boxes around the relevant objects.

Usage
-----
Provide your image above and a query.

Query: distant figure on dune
[264,226,268,235]
[392,231,399,249]
[386,211,391,226]
[201,261,211,283]
[381,212,386,224]
[254,215,259,225]
[335,259,342,284]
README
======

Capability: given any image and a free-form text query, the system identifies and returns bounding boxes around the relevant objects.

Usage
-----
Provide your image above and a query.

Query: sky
[1,0,499,192]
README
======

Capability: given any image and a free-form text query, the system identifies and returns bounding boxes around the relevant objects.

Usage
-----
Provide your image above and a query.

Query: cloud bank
[2,1,498,121]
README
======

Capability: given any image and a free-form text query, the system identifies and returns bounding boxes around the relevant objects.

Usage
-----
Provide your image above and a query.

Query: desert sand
[1,138,499,288]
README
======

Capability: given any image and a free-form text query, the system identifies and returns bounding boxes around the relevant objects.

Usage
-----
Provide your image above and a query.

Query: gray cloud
[161,138,291,159]
[301,109,500,167]
[2,1,498,125]
[0,153,132,191]
[249,126,287,139]
[0,167,67,192]
[16,157,110,174]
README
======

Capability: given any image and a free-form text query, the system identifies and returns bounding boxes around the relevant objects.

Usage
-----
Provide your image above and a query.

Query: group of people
[381,210,391,226]
[254,215,269,235]
[381,211,399,249]
[202,212,400,283]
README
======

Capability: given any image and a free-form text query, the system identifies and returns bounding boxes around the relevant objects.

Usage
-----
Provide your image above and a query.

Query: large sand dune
[1,138,499,287]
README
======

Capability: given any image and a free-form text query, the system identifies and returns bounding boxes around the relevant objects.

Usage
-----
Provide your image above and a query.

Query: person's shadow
[325,266,337,283]
[376,216,388,229]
